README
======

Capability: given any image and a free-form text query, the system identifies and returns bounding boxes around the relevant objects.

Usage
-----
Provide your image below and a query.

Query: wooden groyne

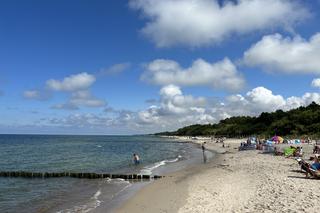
[0,171,163,180]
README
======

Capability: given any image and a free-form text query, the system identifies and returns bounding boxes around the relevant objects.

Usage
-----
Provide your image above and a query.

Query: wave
[56,189,101,213]
[139,155,182,175]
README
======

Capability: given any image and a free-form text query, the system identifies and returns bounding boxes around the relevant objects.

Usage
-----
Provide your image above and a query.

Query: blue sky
[1,0,320,135]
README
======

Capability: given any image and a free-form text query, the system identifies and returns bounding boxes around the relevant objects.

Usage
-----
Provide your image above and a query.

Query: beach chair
[239,144,256,151]
[297,159,320,179]
[297,159,310,173]
[306,168,320,179]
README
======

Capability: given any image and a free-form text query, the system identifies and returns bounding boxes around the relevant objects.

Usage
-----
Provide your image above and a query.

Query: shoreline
[115,136,229,213]
[0,135,210,213]
[91,137,214,213]
[117,137,320,212]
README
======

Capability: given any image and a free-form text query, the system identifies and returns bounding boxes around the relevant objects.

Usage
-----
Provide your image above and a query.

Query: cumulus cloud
[129,0,309,47]
[141,58,245,91]
[134,86,320,131]
[46,85,213,132]
[246,87,285,112]
[219,87,320,117]
[130,85,320,131]
[46,72,96,92]
[159,84,207,114]
[24,72,105,109]
[133,85,217,129]
[285,93,320,110]
[243,33,320,74]
[40,85,320,133]
[23,89,52,101]
[311,78,320,88]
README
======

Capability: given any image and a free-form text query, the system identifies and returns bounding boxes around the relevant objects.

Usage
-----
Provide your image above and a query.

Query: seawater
[0,135,210,213]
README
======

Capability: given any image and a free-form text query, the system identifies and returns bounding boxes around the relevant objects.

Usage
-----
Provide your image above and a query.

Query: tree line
[155,102,320,138]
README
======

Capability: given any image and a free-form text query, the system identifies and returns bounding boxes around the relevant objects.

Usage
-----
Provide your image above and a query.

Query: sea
[0,134,212,213]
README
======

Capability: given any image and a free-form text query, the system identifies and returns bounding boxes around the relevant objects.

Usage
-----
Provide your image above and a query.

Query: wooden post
[0,171,164,180]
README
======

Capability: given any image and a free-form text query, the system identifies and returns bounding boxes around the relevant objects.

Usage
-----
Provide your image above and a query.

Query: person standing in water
[133,153,140,165]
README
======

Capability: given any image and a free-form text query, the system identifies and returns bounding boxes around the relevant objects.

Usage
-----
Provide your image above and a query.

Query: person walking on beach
[201,142,206,152]
[201,142,207,163]
[133,153,140,165]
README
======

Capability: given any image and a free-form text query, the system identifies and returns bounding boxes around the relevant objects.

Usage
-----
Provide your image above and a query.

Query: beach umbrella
[271,136,284,143]
[271,136,279,142]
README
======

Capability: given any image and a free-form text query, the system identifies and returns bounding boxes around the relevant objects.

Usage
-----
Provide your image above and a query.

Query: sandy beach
[117,138,320,213]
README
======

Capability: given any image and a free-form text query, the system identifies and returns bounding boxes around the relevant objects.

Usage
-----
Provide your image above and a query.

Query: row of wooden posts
[0,171,163,180]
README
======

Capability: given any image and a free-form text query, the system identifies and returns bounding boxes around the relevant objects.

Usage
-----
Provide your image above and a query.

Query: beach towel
[284,147,295,157]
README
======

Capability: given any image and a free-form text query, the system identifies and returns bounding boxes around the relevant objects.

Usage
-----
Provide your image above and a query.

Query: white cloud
[23,89,51,101]
[220,87,320,117]
[158,84,207,114]
[97,63,131,76]
[39,85,320,133]
[23,90,39,99]
[133,86,320,131]
[24,72,106,109]
[52,90,106,110]
[160,84,182,97]
[246,87,286,112]
[222,87,320,114]
[51,103,79,110]
[243,33,320,74]
[46,72,96,92]
[69,90,106,107]
[48,113,112,127]
[138,106,161,124]
[142,58,245,91]
[284,93,320,111]
[311,78,320,88]
[130,0,309,47]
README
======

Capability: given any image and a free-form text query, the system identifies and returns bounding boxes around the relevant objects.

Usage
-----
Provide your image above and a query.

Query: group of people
[274,146,303,157]
[239,139,259,151]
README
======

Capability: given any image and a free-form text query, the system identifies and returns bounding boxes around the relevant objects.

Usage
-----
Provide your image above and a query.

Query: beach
[117,138,320,213]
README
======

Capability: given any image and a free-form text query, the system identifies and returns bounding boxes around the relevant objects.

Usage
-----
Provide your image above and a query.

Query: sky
[1,0,320,135]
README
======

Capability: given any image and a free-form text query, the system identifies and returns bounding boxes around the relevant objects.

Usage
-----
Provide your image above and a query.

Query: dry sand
[117,138,320,213]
